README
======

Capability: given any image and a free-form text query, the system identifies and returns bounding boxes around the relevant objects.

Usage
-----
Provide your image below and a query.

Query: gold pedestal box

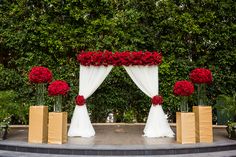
[48,112,67,144]
[28,106,48,143]
[176,112,196,144]
[193,106,213,143]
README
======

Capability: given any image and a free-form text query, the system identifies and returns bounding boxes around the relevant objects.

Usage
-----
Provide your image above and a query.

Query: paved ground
[0,124,235,156]
[0,150,236,157]
[5,124,232,146]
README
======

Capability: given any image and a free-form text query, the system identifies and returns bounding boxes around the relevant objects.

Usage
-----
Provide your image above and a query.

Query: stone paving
[1,150,236,157]
[0,124,235,156]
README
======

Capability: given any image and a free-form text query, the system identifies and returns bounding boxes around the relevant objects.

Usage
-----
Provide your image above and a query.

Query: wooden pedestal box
[28,106,48,143]
[176,112,196,144]
[48,112,67,144]
[193,106,213,143]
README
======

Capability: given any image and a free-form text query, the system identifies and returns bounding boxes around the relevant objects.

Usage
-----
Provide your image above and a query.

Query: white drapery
[124,65,174,137]
[68,65,113,137]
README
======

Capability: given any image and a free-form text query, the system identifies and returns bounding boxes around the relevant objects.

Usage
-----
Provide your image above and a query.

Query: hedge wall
[0,0,235,124]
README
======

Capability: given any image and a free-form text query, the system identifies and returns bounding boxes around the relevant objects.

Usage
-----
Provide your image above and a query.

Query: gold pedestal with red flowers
[176,112,196,144]
[28,106,48,143]
[48,112,67,144]
[193,106,213,143]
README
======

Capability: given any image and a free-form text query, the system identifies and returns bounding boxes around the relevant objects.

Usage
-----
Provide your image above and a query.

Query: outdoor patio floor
[1,124,236,156]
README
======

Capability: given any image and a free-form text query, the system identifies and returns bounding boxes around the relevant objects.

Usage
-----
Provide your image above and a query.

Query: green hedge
[0,0,235,124]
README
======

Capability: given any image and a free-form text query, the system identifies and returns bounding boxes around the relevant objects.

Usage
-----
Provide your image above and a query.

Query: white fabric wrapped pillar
[124,65,174,137]
[68,65,113,137]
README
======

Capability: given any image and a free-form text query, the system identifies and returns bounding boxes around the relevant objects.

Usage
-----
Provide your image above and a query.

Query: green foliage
[0,90,28,125]
[215,94,236,122]
[0,0,235,124]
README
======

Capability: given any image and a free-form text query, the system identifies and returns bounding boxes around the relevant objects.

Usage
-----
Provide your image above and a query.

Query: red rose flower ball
[189,68,212,84]
[75,95,86,106]
[152,95,163,106]
[173,80,194,96]
[29,66,53,83]
[48,80,70,96]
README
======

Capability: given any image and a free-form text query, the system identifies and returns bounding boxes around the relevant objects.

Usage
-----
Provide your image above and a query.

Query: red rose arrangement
[28,66,53,105]
[152,95,163,106]
[48,80,70,96]
[77,50,162,66]
[173,80,194,112]
[29,66,53,83]
[173,80,194,96]
[189,68,212,106]
[189,68,212,84]
[75,95,86,106]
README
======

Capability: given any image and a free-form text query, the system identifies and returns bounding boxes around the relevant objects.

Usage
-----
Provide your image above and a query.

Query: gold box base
[28,106,48,143]
[193,106,213,143]
[176,112,196,144]
[48,112,68,144]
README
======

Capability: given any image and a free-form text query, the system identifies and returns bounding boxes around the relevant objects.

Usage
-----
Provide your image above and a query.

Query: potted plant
[0,90,16,140]
[0,113,11,140]
[215,94,236,139]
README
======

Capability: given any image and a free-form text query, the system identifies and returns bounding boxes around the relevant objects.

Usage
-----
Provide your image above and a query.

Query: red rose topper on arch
[48,80,70,96]
[152,95,163,106]
[189,68,212,84]
[173,80,194,96]
[29,66,53,83]
[75,95,86,106]
[77,50,162,66]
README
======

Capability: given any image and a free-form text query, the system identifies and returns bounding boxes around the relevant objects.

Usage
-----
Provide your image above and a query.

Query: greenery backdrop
[0,0,235,124]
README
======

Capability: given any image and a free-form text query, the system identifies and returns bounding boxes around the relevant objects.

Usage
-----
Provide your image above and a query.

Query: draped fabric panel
[68,65,113,137]
[124,65,174,137]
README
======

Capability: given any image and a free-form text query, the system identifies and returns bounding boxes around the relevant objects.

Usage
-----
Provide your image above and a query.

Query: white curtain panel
[124,65,174,137]
[68,65,113,137]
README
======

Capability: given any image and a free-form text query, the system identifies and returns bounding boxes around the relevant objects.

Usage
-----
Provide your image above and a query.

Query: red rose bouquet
[173,80,194,112]
[189,68,212,84]
[28,66,53,105]
[29,66,53,83]
[48,80,70,112]
[75,95,86,106]
[152,95,163,106]
[189,68,212,106]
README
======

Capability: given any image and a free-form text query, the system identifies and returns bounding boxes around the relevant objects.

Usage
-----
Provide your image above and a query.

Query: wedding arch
[68,50,174,138]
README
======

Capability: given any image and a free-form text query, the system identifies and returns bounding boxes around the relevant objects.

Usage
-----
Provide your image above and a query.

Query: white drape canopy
[124,66,174,137]
[68,65,174,138]
[68,65,113,137]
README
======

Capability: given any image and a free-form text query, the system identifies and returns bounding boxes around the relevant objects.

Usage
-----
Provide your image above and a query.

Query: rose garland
[75,95,86,106]
[29,66,53,83]
[189,68,212,84]
[152,95,163,106]
[77,50,162,66]
[48,80,70,96]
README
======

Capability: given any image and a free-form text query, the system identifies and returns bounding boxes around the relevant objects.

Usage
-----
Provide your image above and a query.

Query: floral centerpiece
[48,80,70,112]
[28,66,53,105]
[173,80,194,112]
[189,68,212,106]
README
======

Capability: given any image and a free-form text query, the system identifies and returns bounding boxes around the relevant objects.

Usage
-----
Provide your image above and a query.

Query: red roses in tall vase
[190,68,212,106]
[173,80,194,112]
[28,66,53,105]
[48,80,70,112]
